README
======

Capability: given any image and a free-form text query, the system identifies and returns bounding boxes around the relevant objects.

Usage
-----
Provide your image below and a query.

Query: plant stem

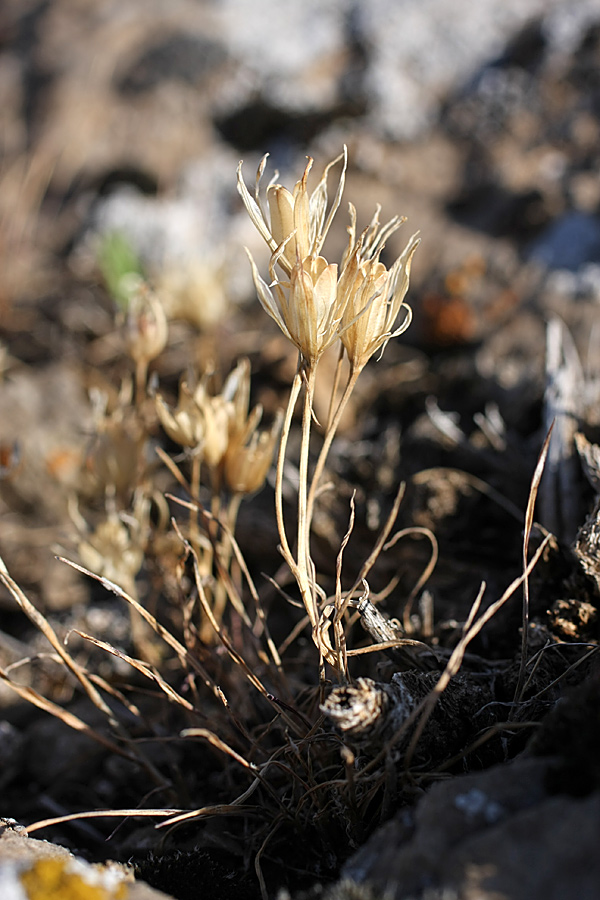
[306,366,361,532]
[276,363,342,668]
[189,451,201,546]
[296,365,316,608]
[135,358,148,408]
[275,370,303,577]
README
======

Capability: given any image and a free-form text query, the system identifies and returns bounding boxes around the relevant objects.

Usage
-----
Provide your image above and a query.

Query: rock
[341,756,600,899]
[527,211,600,270]
[0,820,174,899]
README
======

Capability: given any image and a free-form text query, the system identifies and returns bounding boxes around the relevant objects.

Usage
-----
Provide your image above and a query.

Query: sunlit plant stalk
[238,147,419,672]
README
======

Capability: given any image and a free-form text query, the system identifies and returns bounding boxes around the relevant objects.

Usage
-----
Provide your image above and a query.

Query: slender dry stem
[513,423,554,708]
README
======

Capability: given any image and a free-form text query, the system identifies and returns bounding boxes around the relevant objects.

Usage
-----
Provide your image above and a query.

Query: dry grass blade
[180,727,258,770]
[345,482,406,603]
[0,554,115,720]
[255,820,284,900]
[72,630,196,712]
[158,776,264,828]
[154,445,191,494]
[0,665,133,761]
[383,526,438,630]
[26,808,184,835]
[334,491,356,620]
[57,556,225,705]
[157,804,267,829]
[345,637,437,658]
[326,490,356,676]
[513,423,554,707]
[431,720,540,776]
[528,643,600,700]
[180,724,296,825]
[86,672,143,718]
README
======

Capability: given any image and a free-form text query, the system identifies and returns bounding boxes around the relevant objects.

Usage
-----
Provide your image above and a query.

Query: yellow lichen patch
[20,858,129,900]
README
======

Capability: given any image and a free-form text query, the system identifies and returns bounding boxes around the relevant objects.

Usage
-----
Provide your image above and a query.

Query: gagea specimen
[238,147,420,672]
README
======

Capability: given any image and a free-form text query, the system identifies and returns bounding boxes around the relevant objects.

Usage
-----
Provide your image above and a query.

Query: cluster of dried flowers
[60,147,419,671]
[237,147,419,671]
[0,148,425,890]
[237,147,419,373]
[155,358,282,497]
[66,263,282,650]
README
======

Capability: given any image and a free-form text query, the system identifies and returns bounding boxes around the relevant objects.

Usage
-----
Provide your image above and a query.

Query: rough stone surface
[0,822,174,899]
[343,756,600,899]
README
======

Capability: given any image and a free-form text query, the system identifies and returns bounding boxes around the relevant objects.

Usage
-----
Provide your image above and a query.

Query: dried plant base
[321,670,492,764]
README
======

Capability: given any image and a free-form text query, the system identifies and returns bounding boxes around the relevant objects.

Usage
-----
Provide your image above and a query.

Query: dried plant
[238,147,420,672]
[0,144,574,900]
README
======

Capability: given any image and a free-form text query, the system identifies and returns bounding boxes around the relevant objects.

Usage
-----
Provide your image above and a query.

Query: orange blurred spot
[421,293,476,346]
[45,447,82,482]
[0,441,21,480]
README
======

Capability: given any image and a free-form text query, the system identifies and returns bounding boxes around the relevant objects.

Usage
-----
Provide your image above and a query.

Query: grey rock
[342,755,600,899]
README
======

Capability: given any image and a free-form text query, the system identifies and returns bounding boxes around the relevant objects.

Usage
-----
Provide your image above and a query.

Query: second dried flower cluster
[155,358,282,498]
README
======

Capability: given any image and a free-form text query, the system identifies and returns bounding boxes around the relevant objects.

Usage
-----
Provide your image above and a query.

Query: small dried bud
[157,261,228,330]
[195,385,232,469]
[85,396,146,499]
[122,276,168,367]
[237,148,347,276]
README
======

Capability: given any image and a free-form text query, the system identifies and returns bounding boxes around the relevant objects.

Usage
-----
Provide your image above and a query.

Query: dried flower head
[155,382,206,449]
[238,150,349,365]
[247,251,344,366]
[222,358,282,494]
[237,148,347,275]
[155,374,232,468]
[85,386,146,500]
[77,503,148,598]
[155,358,271,476]
[339,205,420,372]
